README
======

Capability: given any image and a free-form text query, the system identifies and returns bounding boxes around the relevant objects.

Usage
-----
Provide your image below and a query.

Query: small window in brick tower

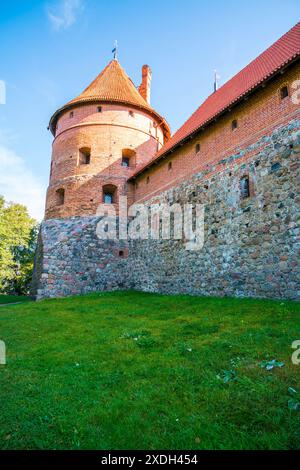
[56,188,65,206]
[280,86,289,100]
[122,149,136,167]
[232,119,238,131]
[240,176,250,199]
[195,143,200,153]
[104,193,113,204]
[122,157,130,167]
[79,147,91,165]
[103,184,116,204]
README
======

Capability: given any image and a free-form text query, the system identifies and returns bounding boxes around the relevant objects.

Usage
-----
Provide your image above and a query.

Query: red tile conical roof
[49,59,170,138]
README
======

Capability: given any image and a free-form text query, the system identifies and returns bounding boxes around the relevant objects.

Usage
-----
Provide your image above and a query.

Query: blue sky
[0,0,298,220]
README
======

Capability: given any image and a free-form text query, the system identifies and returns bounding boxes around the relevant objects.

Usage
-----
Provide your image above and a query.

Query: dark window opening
[103,184,117,204]
[280,86,289,100]
[129,110,134,117]
[97,106,102,113]
[168,161,172,171]
[232,119,238,131]
[146,176,150,184]
[69,111,74,118]
[240,176,250,199]
[122,157,130,167]
[56,188,65,206]
[79,147,91,165]
[119,250,124,258]
[104,193,113,204]
[195,143,200,153]
[122,149,136,167]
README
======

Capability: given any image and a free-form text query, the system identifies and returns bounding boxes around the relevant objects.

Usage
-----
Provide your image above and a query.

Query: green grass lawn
[0,291,300,450]
[0,294,31,304]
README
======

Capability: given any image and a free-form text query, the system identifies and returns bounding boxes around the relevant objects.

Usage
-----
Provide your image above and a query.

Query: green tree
[0,196,38,294]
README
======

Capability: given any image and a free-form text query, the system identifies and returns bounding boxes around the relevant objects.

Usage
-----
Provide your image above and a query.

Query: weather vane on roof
[112,40,118,60]
[214,70,221,92]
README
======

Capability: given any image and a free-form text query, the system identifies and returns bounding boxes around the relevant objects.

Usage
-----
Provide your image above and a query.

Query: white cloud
[0,146,46,221]
[47,0,84,31]
[0,127,18,144]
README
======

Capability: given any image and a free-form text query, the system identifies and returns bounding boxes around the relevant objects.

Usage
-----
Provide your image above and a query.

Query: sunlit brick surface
[133,64,300,203]
[45,104,165,218]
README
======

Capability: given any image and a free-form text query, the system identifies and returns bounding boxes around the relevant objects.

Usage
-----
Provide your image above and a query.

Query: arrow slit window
[240,176,250,199]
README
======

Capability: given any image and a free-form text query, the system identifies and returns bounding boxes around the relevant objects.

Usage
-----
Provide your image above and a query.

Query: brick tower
[45,59,170,219]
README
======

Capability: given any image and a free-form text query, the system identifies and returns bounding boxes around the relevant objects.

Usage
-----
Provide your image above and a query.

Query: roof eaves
[128,53,299,181]
[49,97,171,138]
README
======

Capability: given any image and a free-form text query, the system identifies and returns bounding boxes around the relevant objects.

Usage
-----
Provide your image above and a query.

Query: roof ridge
[171,21,300,146]
[130,21,300,178]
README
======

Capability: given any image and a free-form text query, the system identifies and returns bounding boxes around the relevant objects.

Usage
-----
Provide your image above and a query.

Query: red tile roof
[130,22,300,179]
[49,59,170,138]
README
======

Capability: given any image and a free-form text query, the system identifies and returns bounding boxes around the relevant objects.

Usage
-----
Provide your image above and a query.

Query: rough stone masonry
[33,122,300,300]
[32,23,300,300]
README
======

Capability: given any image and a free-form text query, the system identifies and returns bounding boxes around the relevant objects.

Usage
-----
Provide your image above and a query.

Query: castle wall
[46,104,165,219]
[34,217,131,299]
[34,58,300,301]
[128,122,300,300]
[133,63,300,203]
[34,121,300,300]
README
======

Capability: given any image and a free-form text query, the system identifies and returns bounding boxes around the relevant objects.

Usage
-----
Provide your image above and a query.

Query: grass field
[0,291,300,450]
[0,294,31,304]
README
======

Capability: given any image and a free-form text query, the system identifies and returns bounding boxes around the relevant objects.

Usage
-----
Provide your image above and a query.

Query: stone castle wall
[33,216,131,299]
[34,120,300,300]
